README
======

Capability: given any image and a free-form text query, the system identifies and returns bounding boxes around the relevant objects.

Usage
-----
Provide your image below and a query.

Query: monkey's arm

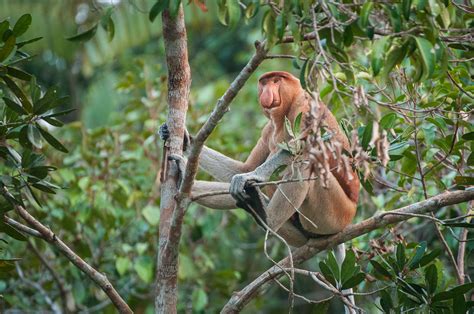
[198,124,271,182]
[229,149,292,203]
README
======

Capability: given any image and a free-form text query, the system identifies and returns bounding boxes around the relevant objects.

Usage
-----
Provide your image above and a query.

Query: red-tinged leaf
[193,0,208,12]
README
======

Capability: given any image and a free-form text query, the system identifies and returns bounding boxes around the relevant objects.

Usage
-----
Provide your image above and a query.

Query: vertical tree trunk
[155,4,191,314]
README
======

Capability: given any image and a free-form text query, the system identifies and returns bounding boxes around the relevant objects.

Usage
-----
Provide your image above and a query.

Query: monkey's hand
[229,172,266,204]
[230,149,292,203]
[158,123,193,153]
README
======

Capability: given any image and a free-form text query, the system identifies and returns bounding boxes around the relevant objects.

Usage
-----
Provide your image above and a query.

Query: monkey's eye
[273,78,280,83]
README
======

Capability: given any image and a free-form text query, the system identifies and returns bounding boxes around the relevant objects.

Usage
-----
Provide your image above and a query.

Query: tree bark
[155,5,191,314]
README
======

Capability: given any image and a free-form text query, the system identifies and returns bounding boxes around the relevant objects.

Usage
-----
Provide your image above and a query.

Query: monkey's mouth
[265,100,280,109]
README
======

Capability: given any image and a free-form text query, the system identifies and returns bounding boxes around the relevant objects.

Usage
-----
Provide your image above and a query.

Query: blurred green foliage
[0,0,473,313]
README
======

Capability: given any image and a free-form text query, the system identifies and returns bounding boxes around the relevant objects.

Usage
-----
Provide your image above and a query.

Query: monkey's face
[258,71,301,116]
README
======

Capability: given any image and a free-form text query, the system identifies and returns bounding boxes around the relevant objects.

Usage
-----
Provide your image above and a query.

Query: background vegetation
[0,0,473,313]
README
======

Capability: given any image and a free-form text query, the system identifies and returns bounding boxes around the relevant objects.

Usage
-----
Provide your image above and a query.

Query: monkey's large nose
[260,87,274,108]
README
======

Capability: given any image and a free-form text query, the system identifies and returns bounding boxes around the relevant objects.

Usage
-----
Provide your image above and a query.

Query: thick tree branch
[221,189,474,313]
[155,4,191,314]
[10,203,132,313]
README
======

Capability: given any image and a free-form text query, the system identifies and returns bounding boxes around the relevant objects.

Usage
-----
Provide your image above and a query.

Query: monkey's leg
[264,174,311,247]
[192,181,237,209]
[193,181,269,229]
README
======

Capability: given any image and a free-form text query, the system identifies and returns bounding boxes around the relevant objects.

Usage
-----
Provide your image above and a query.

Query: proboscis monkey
[161,71,359,309]
[190,71,359,248]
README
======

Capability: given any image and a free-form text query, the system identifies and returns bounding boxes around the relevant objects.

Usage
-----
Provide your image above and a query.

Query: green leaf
[384,5,401,33]
[43,117,64,127]
[432,283,474,302]
[319,261,337,286]
[341,272,365,289]
[12,14,32,37]
[402,0,412,20]
[380,289,393,312]
[44,108,76,118]
[3,97,26,114]
[462,131,474,141]
[418,248,441,268]
[326,252,340,282]
[227,0,241,28]
[396,243,406,269]
[142,205,160,226]
[275,13,286,41]
[66,24,98,42]
[381,41,409,79]
[19,125,32,149]
[2,76,33,112]
[299,58,310,90]
[6,66,32,81]
[245,2,259,19]
[415,37,435,78]
[443,222,474,228]
[149,0,169,22]
[343,25,354,47]
[28,166,54,180]
[380,113,397,129]
[0,21,9,39]
[116,257,131,276]
[134,256,153,283]
[293,112,302,135]
[262,10,276,47]
[359,2,373,29]
[284,117,295,139]
[169,0,182,18]
[32,182,57,194]
[27,124,42,149]
[192,289,208,311]
[424,264,437,294]
[454,176,474,186]
[453,295,466,314]
[37,126,68,153]
[16,36,42,48]
[408,241,426,269]
[0,35,16,64]
[100,9,115,41]
[370,260,392,280]
[0,221,26,241]
[361,121,373,150]
[341,249,356,282]
[371,36,390,76]
[468,153,474,167]
[217,0,228,26]
[34,86,59,114]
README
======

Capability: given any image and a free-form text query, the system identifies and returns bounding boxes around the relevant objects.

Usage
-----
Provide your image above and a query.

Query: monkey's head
[258,71,302,116]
